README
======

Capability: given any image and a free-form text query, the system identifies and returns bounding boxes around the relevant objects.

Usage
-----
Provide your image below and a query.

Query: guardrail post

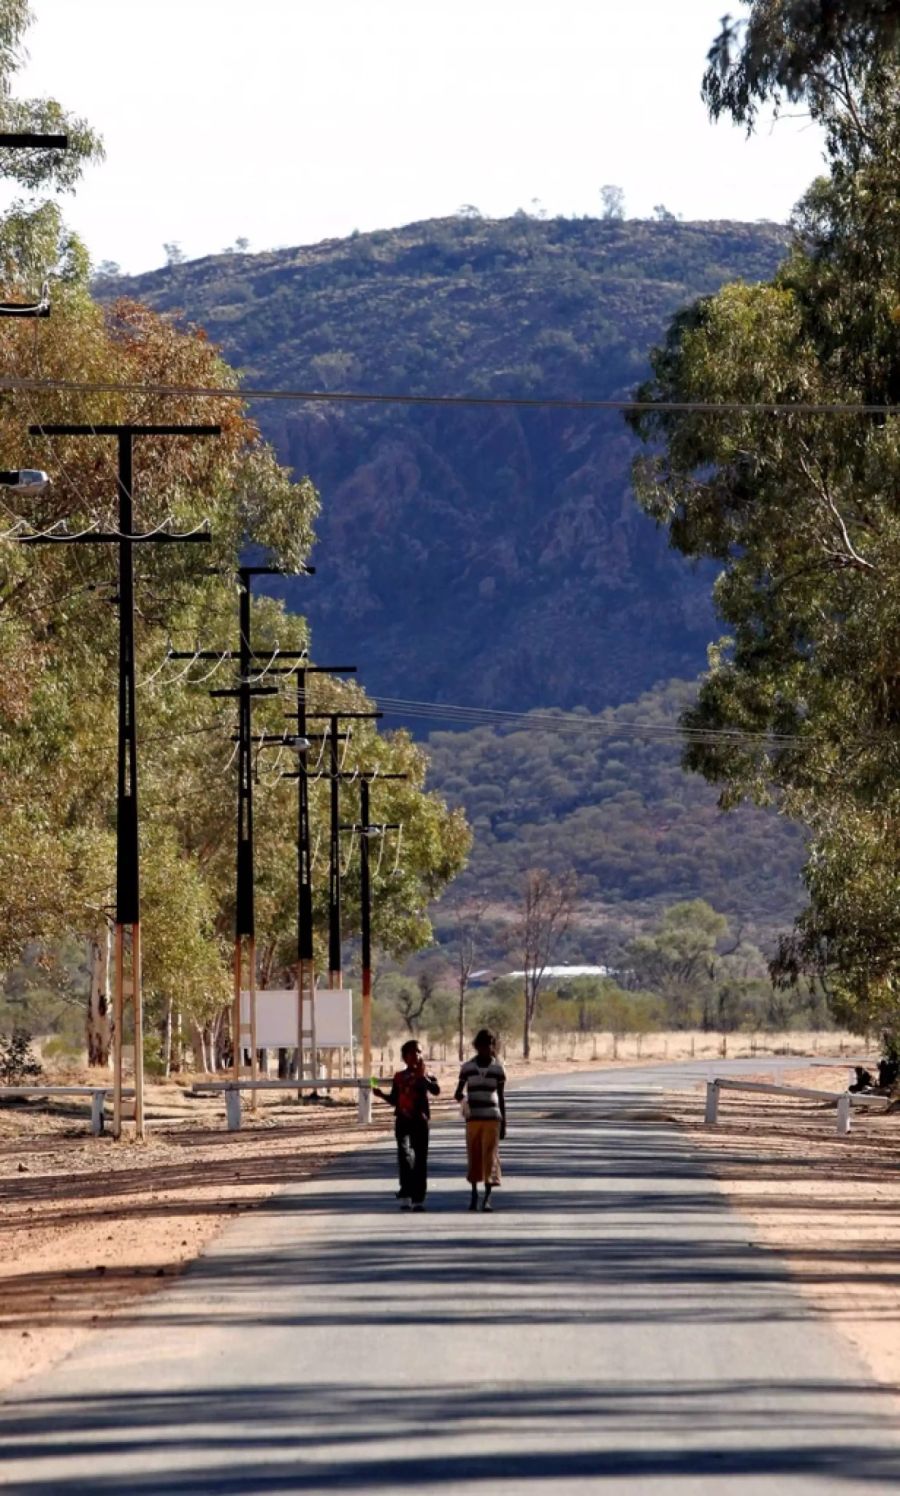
[357,1085,373,1125]
[705,1080,720,1124]
[225,1085,242,1132]
[836,1093,851,1136]
[90,1091,105,1136]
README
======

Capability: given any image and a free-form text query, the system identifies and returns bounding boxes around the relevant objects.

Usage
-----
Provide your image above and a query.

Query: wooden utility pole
[20,423,219,1137]
[274,667,356,1078]
[176,567,311,1106]
[306,710,382,993]
[339,775,405,1080]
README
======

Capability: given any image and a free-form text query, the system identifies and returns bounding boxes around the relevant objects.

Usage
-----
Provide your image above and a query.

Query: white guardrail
[190,1077,378,1129]
[704,1077,892,1135]
[0,1085,135,1135]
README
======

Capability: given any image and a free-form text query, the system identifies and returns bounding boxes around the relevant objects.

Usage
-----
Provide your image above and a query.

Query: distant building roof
[469,964,614,987]
[505,965,614,980]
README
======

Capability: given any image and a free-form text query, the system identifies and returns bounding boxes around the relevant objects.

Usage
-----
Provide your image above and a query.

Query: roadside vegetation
[630,0,900,1054]
[0,1,468,1078]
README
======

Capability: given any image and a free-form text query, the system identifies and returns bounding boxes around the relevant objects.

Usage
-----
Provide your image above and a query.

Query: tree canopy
[631,27,900,1037]
[0,0,102,294]
[0,1,470,1056]
[704,2,900,133]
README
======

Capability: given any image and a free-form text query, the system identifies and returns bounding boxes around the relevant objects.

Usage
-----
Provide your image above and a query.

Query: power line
[2,372,900,416]
[139,719,231,747]
[324,692,811,749]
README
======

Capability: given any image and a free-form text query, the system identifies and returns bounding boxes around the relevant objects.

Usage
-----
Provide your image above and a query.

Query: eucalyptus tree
[630,8,900,1035]
[0,0,103,289]
[704,2,900,132]
[0,3,472,1068]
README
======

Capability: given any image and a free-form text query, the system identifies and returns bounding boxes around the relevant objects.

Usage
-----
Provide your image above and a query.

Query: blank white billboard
[240,989,353,1048]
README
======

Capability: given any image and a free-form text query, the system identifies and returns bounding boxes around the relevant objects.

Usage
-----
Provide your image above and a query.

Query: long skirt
[465,1118,501,1185]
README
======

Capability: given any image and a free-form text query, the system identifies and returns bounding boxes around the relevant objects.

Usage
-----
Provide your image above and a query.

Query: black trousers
[395,1116,429,1204]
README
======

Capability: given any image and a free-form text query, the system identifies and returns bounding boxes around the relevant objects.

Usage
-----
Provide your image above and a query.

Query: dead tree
[515,868,577,1059]
[449,890,490,1061]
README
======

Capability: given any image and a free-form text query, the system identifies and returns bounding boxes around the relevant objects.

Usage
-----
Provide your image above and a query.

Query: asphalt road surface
[2,1058,898,1494]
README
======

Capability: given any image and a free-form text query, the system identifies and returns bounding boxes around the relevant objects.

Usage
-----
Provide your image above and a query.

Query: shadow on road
[3,1079,899,1493]
[2,1099,899,1339]
[3,1378,899,1490]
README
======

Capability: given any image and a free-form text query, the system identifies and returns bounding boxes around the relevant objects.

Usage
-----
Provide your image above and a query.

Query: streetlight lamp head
[0,468,50,496]
[287,735,310,754]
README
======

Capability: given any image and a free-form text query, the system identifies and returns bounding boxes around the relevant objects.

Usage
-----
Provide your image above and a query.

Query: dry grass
[424,1027,865,1068]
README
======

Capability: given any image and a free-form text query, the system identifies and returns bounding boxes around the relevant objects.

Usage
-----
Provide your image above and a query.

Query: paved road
[1,1059,898,1494]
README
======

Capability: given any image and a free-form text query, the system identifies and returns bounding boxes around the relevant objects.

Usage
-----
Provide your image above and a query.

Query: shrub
[0,1028,43,1085]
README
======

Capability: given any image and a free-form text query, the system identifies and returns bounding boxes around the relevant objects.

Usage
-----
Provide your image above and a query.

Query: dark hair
[401,1038,421,1060]
[473,1028,496,1051]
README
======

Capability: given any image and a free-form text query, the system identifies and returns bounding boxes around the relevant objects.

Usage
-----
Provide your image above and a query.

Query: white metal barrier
[190,1077,379,1130]
[704,1077,891,1135]
[0,1085,135,1135]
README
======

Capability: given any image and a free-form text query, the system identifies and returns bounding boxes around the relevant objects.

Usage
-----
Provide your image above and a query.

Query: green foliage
[375,967,458,1040]
[0,1026,41,1084]
[461,895,813,1040]
[471,980,522,1052]
[0,293,470,1057]
[620,899,812,1032]
[0,939,88,1046]
[704,2,900,133]
[426,680,805,941]
[421,989,458,1051]
[627,900,727,1028]
[630,48,900,1037]
[0,2,102,294]
[143,1032,166,1079]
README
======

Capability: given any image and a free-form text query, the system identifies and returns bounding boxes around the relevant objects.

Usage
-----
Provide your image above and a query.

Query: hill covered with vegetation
[101,214,788,712]
[425,679,806,960]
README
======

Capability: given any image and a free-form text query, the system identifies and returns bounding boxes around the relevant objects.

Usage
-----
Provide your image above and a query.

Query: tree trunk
[173,1003,183,1074]
[457,978,467,1062]
[86,923,112,1068]
[163,996,174,1077]
[522,982,532,1060]
[192,1022,208,1074]
[213,1010,228,1071]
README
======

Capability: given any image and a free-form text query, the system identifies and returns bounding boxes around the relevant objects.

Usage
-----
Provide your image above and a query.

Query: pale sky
[14,0,825,274]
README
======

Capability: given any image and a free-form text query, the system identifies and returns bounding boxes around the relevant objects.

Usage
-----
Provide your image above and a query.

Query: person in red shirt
[374,1039,440,1211]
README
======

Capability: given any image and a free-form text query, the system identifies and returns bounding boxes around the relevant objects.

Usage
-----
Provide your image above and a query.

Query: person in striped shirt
[455,1028,507,1212]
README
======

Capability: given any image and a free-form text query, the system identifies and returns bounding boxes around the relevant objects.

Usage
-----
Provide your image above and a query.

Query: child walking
[455,1028,507,1212]
[374,1039,440,1211]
